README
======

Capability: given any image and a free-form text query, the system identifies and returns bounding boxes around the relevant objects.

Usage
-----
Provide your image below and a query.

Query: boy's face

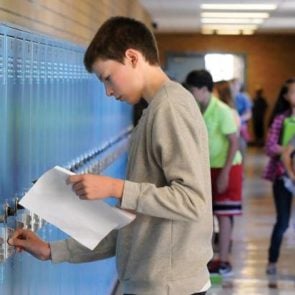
[92,57,142,105]
[191,86,209,106]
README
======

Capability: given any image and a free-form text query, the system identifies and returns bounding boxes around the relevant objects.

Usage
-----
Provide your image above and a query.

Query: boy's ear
[125,49,139,67]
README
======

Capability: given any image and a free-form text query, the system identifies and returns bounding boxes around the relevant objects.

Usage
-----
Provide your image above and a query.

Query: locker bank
[1,1,295,295]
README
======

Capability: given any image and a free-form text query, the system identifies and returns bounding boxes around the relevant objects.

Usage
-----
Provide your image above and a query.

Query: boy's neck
[142,65,169,103]
[200,94,211,113]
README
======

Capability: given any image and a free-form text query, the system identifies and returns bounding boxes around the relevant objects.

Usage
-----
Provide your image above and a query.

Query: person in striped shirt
[264,78,295,275]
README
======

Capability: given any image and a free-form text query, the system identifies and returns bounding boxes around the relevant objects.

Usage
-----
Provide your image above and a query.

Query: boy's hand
[217,170,229,194]
[68,174,124,200]
[8,229,51,261]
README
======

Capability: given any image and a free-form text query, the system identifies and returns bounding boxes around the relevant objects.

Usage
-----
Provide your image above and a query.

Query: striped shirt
[263,111,291,182]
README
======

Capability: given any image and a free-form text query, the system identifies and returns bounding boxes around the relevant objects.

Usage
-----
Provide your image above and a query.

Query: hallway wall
[156,33,295,115]
[0,0,151,45]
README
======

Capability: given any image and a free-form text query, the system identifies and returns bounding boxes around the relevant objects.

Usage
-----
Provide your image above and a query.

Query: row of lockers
[0,23,133,202]
[0,23,133,295]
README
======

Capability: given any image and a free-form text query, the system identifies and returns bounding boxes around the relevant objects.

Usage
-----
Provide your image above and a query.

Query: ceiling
[139,0,295,35]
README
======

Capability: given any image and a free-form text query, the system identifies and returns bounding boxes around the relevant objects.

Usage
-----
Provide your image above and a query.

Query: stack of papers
[20,166,135,250]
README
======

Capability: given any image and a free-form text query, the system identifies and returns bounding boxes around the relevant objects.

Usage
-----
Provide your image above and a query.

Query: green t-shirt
[203,96,242,168]
[282,116,295,146]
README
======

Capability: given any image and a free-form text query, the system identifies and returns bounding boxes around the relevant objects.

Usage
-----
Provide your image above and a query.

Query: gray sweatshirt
[50,80,213,295]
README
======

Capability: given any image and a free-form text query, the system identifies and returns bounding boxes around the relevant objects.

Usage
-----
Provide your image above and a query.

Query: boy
[185,70,242,276]
[9,17,213,295]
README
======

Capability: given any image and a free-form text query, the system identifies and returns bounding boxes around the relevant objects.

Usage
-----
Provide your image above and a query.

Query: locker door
[58,46,65,164]
[23,39,33,189]
[6,35,17,198]
[68,49,75,162]
[39,42,47,172]
[31,41,40,180]
[15,37,25,194]
[52,45,60,164]
[0,33,6,200]
[63,45,70,167]
[46,44,54,167]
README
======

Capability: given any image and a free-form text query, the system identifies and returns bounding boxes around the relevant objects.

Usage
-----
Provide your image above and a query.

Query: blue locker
[0,32,5,201]
[14,36,26,195]
[31,41,40,181]
[45,44,54,168]
[6,35,17,199]
[23,38,33,190]
[0,23,133,295]
[39,42,47,173]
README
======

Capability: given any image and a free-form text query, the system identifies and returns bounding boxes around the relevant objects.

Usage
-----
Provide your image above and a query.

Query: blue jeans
[268,178,293,263]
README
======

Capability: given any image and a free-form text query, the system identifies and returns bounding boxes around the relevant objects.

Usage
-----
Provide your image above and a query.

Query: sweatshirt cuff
[121,180,141,210]
[50,240,71,263]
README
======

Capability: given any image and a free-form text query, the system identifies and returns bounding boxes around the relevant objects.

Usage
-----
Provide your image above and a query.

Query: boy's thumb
[67,175,83,184]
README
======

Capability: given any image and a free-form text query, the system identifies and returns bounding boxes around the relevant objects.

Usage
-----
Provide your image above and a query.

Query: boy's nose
[105,85,114,96]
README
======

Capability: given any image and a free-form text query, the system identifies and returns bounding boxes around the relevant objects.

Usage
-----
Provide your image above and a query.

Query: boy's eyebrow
[96,73,102,81]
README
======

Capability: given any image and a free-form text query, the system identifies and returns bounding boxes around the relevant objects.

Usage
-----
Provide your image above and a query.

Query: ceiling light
[201,12,269,18]
[201,4,277,11]
[201,18,264,24]
[201,28,214,35]
[242,30,255,35]
[202,24,258,30]
[201,27,255,35]
[216,30,241,35]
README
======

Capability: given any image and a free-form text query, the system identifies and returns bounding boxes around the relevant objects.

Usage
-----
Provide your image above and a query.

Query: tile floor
[208,148,295,294]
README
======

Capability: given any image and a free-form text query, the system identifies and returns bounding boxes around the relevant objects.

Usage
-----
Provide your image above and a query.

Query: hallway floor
[208,148,295,294]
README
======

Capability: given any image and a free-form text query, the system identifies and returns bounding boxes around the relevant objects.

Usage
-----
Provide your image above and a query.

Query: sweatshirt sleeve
[121,100,211,222]
[50,230,117,263]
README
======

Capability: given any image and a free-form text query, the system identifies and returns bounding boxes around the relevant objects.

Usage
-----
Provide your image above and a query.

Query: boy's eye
[105,76,111,82]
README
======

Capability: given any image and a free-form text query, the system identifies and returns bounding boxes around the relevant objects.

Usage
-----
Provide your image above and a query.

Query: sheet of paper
[19,166,135,250]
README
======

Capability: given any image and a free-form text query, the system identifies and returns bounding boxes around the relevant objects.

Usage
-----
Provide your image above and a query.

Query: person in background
[212,80,242,255]
[214,80,241,130]
[282,135,295,195]
[252,88,268,146]
[185,70,242,276]
[230,78,252,161]
[263,78,295,275]
[282,135,295,182]
[8,16,213,295]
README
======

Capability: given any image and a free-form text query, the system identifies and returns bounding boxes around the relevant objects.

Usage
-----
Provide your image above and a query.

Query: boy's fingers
[8,237,27,249]
[67,175,83,184]
[9,228,27,241]
[8,228,32,247]
[72,182,84,191]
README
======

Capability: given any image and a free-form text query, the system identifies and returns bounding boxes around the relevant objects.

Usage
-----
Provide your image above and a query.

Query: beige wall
[0,0,151,45]
[156,33,295,115]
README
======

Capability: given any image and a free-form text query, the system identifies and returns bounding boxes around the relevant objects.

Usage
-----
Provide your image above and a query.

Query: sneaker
[266,264,277,275]
[218,262,233,276]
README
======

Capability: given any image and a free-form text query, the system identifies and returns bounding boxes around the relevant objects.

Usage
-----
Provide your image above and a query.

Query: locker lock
[0,198,24,224]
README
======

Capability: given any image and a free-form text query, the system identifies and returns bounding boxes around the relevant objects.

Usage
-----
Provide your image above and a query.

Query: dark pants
[268,178,293,263]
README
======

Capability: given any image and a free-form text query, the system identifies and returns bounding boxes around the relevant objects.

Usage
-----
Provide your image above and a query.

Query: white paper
[20,166,135,250]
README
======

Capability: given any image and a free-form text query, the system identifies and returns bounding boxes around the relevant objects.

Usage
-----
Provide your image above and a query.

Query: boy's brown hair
[215,80,234,108]
[84,16,159,72]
